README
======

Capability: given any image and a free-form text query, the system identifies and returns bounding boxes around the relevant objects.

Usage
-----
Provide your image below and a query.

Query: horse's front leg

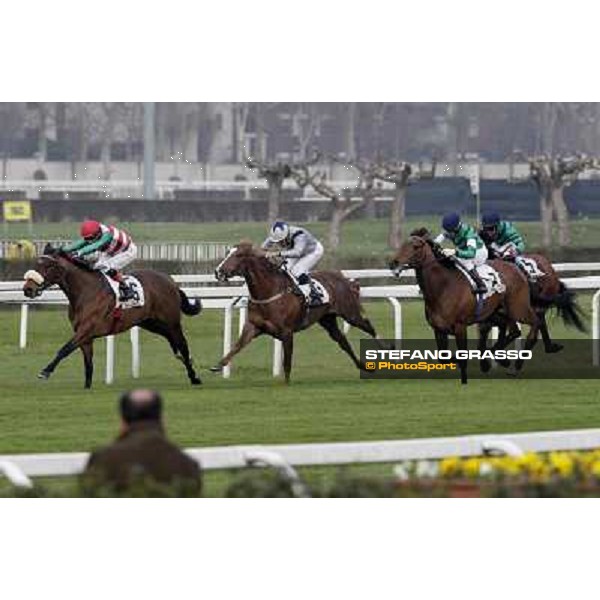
[454,325,469,385]
[210,322,261,372]
[282,333,294,384]
[39,337,80,380]
[478,321,493,373]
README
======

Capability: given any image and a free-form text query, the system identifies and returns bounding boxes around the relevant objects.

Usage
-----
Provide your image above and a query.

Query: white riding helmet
[269,220,290,243]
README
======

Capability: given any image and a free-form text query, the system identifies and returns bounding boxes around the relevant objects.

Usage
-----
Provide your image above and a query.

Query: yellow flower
[463,458,482,478]
[549,452,574,478]
[439,456,461,477]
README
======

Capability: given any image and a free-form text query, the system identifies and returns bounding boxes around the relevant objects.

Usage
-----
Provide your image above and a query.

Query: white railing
[2,427,600,488]
[3,266,600,383]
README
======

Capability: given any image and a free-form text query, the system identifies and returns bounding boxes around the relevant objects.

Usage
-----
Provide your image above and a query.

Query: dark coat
[82,421,201,495]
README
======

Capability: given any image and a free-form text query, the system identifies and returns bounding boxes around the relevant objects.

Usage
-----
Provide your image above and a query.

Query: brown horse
[481,251,586,353]
[211,242,379,382]
[22,246,202,388]
[389,230,540,383]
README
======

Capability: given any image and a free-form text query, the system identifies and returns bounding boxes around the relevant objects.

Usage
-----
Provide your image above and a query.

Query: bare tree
[232,102,250,163]
[0,103,25,179]
[292,103,321,161]
[370,160,414,249]
[292,161,379,252]
[530,154,599,248]
[247,153,320,223]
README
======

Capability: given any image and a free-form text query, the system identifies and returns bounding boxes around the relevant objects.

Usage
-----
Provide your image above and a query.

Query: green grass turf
[0,295,598,496]
[5,217,600,262]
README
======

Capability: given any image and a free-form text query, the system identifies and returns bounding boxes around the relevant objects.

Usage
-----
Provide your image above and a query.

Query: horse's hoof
[495,359,510,369]
[546,343,564,354]
[209,365,223,373]
[480,359,491,373]
[506,367,519,378]
[38,370,50,380]
[191,377,202,385]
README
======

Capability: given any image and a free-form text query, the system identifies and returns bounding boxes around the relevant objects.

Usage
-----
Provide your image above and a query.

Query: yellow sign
[3,200,32,222]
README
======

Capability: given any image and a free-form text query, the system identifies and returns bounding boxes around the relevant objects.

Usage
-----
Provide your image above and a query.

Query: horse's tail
[179,289,202,316]
[552,282,587,333]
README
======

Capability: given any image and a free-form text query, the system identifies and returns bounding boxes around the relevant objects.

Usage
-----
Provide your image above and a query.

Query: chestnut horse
[211,242,379,382]
[389,230,540,383]
[23,246,202,388]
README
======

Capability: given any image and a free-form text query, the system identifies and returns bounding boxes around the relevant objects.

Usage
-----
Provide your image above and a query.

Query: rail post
[223,302,233,379]
[593,290,600,366]
[105,335,115,384]
[131,326,140,378]
[19,303,29,349]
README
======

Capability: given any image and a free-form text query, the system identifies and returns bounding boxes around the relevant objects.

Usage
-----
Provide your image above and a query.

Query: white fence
[2,427,600,488]
[2,265,600,383]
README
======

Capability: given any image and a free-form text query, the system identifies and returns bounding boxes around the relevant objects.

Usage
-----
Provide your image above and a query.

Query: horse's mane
[42,244,95,272]
[235,239,286,274]
[409,227,457,269]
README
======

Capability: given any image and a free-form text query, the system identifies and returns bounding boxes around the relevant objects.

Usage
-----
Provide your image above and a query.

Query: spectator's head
[119,389,163,429]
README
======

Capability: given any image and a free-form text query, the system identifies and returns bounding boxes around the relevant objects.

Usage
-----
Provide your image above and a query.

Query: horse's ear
[42,243,55,255]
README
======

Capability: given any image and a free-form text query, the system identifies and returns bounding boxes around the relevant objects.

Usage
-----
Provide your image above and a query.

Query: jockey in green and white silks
[479,212,525,258]
[479,212,544,281]
[434,212,488,294]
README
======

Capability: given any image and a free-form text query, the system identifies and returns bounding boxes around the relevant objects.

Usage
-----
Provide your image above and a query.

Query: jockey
[262,220,324,302]
[63,220,138,301]
[434,212,487,294]
[479,212,525,260]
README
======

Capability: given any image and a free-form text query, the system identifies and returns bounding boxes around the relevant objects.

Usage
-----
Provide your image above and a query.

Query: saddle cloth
[516,256,545,280]
[299,277,330,307]
[459,263,506,299]
[102,273,145,309]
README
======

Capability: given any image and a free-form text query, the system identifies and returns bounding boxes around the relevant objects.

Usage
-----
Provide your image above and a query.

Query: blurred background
[2,102,600,271]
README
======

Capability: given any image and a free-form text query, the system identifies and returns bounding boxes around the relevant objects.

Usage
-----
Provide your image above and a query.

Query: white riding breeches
[286,242,324,277]
[456,246,487,271]
[94,243,138,272]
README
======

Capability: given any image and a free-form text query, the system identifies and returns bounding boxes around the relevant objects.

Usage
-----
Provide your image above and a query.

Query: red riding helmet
[80,220,101,240]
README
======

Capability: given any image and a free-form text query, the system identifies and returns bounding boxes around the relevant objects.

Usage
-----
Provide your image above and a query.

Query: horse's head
[213,242,263,281]
[23,252,67,298]
[389,229,438,277]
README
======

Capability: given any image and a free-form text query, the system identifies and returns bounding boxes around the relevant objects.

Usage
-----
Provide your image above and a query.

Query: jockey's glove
[442,248,456,257]
[265,251,281,258]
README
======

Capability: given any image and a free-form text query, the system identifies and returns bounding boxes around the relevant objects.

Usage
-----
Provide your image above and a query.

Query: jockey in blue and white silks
[262,221,324,301]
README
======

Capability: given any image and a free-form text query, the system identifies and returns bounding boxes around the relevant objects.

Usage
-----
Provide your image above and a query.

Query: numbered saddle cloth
[102,273,145,309]
[460,264,506,298]
[475,264,506,298]
[299,277,330,307]
[516,256,545,280]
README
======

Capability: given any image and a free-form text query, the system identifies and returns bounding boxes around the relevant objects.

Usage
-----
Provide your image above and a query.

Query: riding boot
[294,273,310,302]
[469,268,487,295]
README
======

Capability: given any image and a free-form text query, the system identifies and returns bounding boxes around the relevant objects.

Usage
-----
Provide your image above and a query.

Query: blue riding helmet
[481,212,500,228]
[270,220,290,243]
[442,212,461,233]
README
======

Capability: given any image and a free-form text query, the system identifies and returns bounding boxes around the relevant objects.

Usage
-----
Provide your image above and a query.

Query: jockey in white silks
[262,220,324,302]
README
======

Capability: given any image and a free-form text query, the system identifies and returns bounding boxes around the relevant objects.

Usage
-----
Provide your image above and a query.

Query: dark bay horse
[482,251,586,354]
[389,230,541,383]
[211,242,379,382]
[22,246,202,388]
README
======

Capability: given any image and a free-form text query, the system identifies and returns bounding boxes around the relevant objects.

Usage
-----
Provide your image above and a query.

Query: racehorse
[482,250,586,354]
[211,241,379,382]
[389,229,541,384]
[22,245,203,388]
